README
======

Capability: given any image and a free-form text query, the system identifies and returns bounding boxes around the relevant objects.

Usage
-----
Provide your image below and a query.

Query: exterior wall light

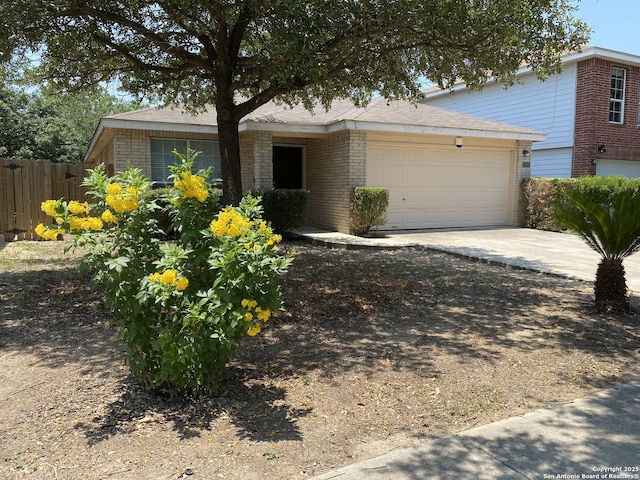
[522,149,531,157]
[598,145,607,153]
[455,137,463,148]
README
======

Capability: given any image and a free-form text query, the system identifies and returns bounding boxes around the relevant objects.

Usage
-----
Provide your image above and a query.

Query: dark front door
[272,146,303,189]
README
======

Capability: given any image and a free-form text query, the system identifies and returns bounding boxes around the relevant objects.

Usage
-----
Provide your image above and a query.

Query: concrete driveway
[299,227,640,293]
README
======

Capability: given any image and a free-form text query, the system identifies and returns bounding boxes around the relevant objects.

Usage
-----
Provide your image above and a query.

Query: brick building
[423,47,640,178]
[84,98,542,233]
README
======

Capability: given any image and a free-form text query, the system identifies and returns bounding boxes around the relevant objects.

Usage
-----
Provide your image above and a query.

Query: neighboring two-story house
[423,47,640,178]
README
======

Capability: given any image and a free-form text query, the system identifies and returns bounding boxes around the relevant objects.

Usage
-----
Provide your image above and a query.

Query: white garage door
[597,159,640,178]
[367,144,513,230]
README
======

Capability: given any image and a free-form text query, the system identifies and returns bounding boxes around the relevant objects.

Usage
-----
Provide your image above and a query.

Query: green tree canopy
[0,84,139,163]
[0,0,589,201]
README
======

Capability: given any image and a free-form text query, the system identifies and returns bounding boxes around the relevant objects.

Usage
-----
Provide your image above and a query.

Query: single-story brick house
[84,98,545,233]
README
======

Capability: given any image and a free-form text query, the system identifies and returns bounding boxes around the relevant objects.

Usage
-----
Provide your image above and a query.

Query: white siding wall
[531,147,573,178]
[425,64,577,155]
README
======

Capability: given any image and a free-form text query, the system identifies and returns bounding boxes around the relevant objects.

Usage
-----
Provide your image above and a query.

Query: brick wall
[110,128,226,179]
[305,130,367,233]
[515,140,532,225]
[573,58,640,177]
[240,131,273,190]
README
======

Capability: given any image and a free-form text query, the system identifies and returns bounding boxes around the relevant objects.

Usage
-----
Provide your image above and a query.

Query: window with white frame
[150,138,221,185]
[609,67,626,124]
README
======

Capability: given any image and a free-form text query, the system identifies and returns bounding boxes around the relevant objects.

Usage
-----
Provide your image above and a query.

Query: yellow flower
[175,277,189,291]
[255,307,271,322]
[265,234,282,246]
[86,217,103,230]
[68,216,84,232]
[67,216,103,232]
[101,209,118,224]
[174,172,208,202]
[209,209,252,238]
[149,270,188,291]
[105,186,139,213]
[158,269,178,285]
[244,312,254,321]
[258,221,270,235]
[241,299,258,310]
[247,324,261,336]
[35,223,63,241]
[106,183,122,195]
[68,200,89,215]
[41,200,59,217]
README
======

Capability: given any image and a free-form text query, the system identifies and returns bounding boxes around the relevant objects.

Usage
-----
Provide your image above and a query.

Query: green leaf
[105,256,130,273]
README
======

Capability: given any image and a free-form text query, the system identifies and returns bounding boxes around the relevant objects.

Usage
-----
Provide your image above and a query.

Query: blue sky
[574,0,640,55]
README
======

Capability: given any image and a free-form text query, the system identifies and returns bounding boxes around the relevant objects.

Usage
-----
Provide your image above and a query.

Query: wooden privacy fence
[0,158,90,241]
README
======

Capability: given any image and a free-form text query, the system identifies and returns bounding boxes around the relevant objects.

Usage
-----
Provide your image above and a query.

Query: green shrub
[144,186,220,240]
[36,157,292,395]
[522,176,640,231]
[250,189,309,234]
[350,187,389,235]
[521,178,567,231]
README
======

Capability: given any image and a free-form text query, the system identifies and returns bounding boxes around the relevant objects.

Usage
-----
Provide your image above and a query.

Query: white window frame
[150,138,221,185]
[609,66,626,124]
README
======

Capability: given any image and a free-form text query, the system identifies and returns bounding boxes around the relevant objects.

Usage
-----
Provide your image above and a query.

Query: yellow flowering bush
[35,198,105,239]
[210,208,253,237]
[174,171,208,203]
[105,183,139,213]
[149,269,189,291]
[35,223,64,241]
[35,152,291,394]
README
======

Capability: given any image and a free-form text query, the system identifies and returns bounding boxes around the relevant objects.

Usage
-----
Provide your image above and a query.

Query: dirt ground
[1,239,639,480]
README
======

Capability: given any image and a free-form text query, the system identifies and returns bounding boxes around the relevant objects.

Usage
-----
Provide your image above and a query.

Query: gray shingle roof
[104,97,544,140]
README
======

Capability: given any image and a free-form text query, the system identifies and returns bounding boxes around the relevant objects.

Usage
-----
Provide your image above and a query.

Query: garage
[596,159,640,178]
[367,143,514,230]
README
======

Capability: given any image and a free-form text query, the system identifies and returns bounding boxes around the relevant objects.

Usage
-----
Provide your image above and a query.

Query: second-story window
[609,66,626,124]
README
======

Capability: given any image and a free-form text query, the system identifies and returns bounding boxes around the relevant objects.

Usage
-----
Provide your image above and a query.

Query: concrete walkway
[310,380,640,480]
[298,227,640,480]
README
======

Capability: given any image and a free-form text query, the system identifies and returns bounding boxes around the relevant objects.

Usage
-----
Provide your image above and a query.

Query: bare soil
[1,239,639,480]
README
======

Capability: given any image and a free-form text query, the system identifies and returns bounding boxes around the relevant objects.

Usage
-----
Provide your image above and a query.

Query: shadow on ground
[2,243,639,452]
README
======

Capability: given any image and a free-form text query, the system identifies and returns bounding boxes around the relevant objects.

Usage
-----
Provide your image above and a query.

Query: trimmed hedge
[350,187,389,236]
[250,189,310,234]
[521,176,640,231]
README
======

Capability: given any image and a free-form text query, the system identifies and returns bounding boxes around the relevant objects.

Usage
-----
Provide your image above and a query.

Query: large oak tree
[0,0,589,204]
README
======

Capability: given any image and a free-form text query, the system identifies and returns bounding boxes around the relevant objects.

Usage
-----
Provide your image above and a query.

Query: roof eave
[335,120,546,142]
[425,47,640,99]
[239,121,327,137]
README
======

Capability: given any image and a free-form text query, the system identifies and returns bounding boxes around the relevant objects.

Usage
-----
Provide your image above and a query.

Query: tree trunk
[594,257,629,312]
[216,101,243,207]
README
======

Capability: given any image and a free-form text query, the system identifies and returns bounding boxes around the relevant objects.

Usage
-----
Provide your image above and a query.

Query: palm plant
[553,189,640,312]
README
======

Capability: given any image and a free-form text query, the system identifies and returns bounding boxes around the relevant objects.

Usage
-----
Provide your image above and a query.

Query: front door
[272,146,303,189]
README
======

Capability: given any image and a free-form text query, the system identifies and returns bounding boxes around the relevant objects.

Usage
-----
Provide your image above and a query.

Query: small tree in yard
[553,189,640,313]
[0,0,588,205]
